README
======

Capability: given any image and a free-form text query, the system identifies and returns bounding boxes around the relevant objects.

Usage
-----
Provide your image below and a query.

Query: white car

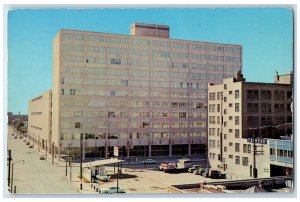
[96,175,110,182]
[141,159,157,164]
[99,186,125,194]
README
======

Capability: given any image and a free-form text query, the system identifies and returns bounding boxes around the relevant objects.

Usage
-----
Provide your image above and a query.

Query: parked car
[96,175,110,182]
[141,159,157,164]
[29,145,34,148]
[39,155,46,160]
[210,170,226,179]
[26,142,30,145]
[201,168,210,177]
[99,186,125,194]
[194,167,206,175]
[188,165,204,173]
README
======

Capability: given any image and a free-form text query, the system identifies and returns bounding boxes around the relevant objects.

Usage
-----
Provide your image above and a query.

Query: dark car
[210,170,226,179]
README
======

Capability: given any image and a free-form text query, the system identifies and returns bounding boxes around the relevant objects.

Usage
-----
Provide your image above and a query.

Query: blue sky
[7,8,293,114]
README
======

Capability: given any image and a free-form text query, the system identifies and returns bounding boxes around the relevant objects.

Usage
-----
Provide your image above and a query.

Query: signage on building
[247,138,267,144]
[114,146,119,157]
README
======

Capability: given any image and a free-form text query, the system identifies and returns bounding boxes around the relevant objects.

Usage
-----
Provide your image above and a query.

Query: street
[7,127,80,194]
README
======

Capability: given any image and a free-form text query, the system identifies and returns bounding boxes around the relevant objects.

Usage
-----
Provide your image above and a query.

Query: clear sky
[7,8,293,114]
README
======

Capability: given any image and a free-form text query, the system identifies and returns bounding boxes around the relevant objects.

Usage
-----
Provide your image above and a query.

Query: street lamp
[10,160,25,193]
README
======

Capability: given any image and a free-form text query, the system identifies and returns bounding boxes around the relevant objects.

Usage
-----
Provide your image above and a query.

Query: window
[235,103,240,112]
[229,103,232,107]
[229,91,232,95]
[224,147,227,152]
[242,157,248,166]
[248,145,251,153]
[224,97,227,102]
[235,156,240,165]
[235,143,240,152]
[224,134,227,139]
[235,129,240,138]
[108,111,115,117]
[209,93,216,100]
[287,91,292,99]
[75,122,81,128]
[70,89,75,95]
[111,58,121,65]
[235,116,239,125]
[217,104,220,112]
[111,90,116,96]
[235,90,239,99]
[61,89,64,95]
[243,144,247,153]
[229,116,233,120]
[247,90,259,100]
[229,142,233,146]
[229,155,233,158]
[270,148,275,155]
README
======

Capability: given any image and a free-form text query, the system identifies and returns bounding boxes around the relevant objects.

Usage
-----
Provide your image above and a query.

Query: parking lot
[7,126,227,195]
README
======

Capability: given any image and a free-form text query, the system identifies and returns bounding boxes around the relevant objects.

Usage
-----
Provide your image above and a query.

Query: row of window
[208,128,240,138]
[61,131,207,140]
[60,121,207,129]
[247,103,290,113]
[62,33,241,53]
[209,90,240,100]
[247,90,291,100]
[62,53,241,65]
[209,116,240,125]
[247,115,292,126]
[208,153,249,166]
[63,61,240,73]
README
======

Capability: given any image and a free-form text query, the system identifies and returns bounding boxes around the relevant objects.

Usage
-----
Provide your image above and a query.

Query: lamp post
[80,133,83,190]
[10,160,25,193]
[7,150,12,188]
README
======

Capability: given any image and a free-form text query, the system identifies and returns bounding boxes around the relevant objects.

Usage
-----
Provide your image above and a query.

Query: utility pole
[45,140,47,158]
[69,156,72,181]
[10,163,13,192]
[52,142,54,165]
[80,133,83,190]
[7,150,12,188]
[65,155,68,176]
[253,132,257,178]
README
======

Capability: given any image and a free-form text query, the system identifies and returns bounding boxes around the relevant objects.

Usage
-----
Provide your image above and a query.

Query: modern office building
[31,22,243,159]
[28,90,52,152]
[207,72,292,179]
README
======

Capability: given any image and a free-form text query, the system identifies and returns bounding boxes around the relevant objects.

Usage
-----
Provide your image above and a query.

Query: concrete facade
[207,72,292,179]
[36,22,243,159]
[28,90,52,152]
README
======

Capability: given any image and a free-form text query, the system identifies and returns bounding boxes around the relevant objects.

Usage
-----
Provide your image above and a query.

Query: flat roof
[82,158,124,168]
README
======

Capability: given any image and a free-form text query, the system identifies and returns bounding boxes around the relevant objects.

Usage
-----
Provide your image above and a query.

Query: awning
[82,158,124,168]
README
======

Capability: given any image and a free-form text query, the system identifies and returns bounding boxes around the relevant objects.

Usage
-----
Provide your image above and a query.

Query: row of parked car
[188,165,226,179]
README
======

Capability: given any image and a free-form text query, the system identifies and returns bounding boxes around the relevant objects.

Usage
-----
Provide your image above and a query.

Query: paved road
[7,127,80,194]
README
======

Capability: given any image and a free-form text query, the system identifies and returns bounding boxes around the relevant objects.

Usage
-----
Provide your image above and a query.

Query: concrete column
[58,146,61,161]
[169,144,172,157]
[148,145,152,158]
[188,144,191,156]
[105,144,108,159]
[127,147,130,158]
